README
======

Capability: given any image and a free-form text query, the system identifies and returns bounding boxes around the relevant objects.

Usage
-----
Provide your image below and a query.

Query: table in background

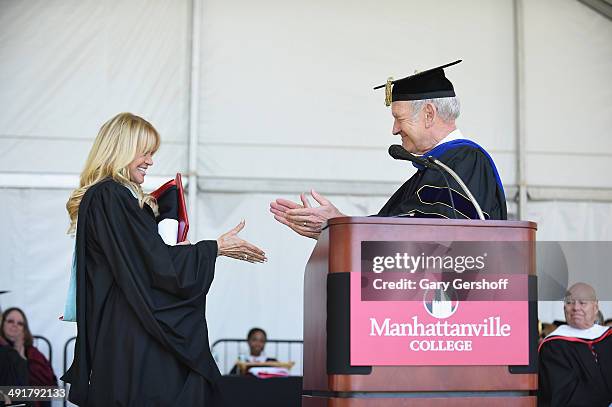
[215,375,302,407]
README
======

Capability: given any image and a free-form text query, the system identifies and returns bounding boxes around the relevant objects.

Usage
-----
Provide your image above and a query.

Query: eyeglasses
[3,319,24,327]
[564,299,595,306]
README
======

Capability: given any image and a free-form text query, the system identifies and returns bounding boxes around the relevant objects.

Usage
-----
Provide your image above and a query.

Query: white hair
[409,97,460,122]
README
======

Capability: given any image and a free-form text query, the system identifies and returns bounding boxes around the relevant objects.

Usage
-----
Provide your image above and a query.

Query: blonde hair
[66,113,160,235]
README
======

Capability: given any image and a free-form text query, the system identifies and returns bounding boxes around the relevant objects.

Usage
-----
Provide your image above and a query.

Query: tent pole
[187,0,202,238]
[513,0,528,220]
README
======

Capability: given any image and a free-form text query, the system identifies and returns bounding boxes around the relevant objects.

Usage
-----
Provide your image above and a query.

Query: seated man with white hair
[270,60,507,239]
[538,282,612,407]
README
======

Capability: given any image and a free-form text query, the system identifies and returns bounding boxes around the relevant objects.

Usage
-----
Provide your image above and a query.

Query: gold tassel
[384,77,393,107]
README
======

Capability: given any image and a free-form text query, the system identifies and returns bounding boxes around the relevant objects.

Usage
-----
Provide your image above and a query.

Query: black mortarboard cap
[374,60,461,106]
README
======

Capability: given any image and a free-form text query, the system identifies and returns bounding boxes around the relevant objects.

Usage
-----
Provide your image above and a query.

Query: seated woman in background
[1,307,57,388]
[0,299,28,388]
[230,327,277,374]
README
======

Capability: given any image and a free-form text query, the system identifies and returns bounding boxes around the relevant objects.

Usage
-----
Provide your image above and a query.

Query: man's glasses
[564,299,595,306]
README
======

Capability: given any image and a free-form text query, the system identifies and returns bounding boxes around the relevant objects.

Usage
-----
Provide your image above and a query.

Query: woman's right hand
[216,220,267,263]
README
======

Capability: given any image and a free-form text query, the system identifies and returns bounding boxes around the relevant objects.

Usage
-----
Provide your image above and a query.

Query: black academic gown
[377,139,507,220]
[61,179,221,407]
[538,328,612,407]
[0,344,28,386]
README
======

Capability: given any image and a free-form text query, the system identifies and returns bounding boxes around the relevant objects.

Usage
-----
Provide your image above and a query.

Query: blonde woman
[62,113,265,406]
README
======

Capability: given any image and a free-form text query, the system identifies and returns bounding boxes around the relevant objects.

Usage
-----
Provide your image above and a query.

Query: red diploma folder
[150,173,189,243]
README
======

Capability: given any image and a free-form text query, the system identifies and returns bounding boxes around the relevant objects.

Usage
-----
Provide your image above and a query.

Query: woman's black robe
[61,179,220,406]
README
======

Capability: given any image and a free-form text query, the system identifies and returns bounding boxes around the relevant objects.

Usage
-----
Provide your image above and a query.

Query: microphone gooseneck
[388,144,458,219]
[388,144,487,220]
[426,156,485,220]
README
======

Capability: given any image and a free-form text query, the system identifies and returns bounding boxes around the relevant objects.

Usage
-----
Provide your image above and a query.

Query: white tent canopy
[1,0,611,383]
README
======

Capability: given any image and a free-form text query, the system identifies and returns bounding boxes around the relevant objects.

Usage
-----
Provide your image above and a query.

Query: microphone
[388,145,437,169]
[388,144,486,220]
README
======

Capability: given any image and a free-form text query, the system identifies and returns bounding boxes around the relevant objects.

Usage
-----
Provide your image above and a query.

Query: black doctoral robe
[0,343,28,386]
[61,179,221,406]
[377,139,507,220]
[538,327,612,407]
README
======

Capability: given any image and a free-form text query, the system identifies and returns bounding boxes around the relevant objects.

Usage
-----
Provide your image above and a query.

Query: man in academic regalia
[270,60,507,239]
[538,282,612,407]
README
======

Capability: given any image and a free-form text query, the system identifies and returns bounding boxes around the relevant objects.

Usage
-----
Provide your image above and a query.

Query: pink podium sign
[350,272,529,366]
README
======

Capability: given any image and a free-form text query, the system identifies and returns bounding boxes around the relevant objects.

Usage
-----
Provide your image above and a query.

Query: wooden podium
[302,217,538,407]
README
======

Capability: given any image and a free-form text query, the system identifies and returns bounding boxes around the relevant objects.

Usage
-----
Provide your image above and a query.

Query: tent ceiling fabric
[0,0,191,175]
[0,0,612,387]
[198,0,517,183]
[0,0,610,190]
[523,0,612,187]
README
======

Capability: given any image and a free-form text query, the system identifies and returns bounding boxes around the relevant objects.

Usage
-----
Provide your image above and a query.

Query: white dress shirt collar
[547,324,609,340]
[432,128,463,149]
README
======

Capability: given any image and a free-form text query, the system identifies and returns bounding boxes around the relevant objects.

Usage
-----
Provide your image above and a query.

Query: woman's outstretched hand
[216,220,267,263]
